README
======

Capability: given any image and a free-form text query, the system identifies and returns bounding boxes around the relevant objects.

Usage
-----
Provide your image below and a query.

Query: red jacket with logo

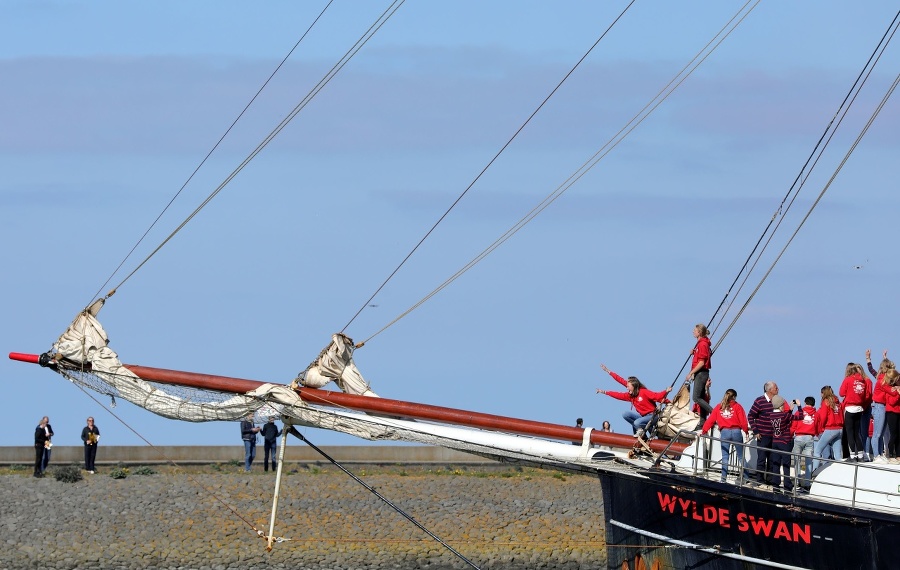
[839,372,873,408]
[701,402,749,434]
[791,405,817,436]
[815,399,843,434]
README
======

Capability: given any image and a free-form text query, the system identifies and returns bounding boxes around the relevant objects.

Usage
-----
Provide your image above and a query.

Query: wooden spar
[9,351,687,455]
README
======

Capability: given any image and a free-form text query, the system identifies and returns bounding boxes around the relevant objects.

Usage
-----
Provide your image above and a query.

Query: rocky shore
[2,464,608,569]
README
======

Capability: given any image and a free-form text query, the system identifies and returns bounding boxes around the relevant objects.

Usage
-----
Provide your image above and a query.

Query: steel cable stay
[668,8,900,389]
[713,68,900,351]
[87,0,338,310]
[286,428,483,569]
[356,0,760,347]
[705,8,900,344]
[53,365,272,543]
[89,0,405,307]
[340,0,640,335]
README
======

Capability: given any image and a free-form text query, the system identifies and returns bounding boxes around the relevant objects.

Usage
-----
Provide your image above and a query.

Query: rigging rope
[288,429,483,569]
[62,372,270,540]
[713,67,900,351]
[340,0,639,334]
[89,0,337,308]
[95,0,404,303]
[357,0,761,346]
[698,9,900,362]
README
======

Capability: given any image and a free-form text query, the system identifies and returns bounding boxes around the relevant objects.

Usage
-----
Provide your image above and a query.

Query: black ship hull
[599,467,898,570]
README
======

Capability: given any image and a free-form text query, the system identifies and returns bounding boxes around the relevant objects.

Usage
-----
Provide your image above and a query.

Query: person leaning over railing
[597,363,673,437]
[700,389,749,483]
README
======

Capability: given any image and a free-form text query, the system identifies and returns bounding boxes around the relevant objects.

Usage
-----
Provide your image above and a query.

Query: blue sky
[2,1,898,450]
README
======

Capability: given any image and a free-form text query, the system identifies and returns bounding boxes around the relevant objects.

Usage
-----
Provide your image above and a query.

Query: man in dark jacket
[260,416,282,472]
[33,418,49,478]
[240,415,261,472]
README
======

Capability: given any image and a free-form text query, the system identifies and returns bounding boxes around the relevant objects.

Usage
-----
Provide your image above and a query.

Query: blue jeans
[813,428,842,472]
[719,428,743,481]
[41,447,51,473]
[872,402,887,456]
[623,410,654,434]
[792,435,814,488]
[243,440,256,471]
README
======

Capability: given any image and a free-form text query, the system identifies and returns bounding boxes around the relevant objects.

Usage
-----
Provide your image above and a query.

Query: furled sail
[296,333,378,397]
[51,299,300,422]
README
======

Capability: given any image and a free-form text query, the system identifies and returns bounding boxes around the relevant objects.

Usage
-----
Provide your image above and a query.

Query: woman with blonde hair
[840,363,873,461]
[688,324,713,428]
[883,369,900,464]
[700,388,749,482]
[867,349,895,461]
[813,385,844,472]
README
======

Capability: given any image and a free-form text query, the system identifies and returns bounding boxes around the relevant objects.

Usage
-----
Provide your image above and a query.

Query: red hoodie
[874,376,891,405]
[791,405,817,436]
[839,373,872,408]
[701,401,749,434]
[691,336,712,371]
[815,399,843,434]
[603,371,669,416]
[885,385,900,414]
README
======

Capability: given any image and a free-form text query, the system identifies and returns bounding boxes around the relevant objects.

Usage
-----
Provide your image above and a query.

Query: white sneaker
[873,455,888,464]
[890,458,900,464]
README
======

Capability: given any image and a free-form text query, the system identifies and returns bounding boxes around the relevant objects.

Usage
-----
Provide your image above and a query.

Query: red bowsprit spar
[9,351,686,455]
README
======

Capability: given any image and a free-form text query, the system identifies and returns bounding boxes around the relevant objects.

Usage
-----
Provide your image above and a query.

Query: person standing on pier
[260,416,282,472]
[33,417,49,478]
[81,417,100,474]
[240,414,261,472]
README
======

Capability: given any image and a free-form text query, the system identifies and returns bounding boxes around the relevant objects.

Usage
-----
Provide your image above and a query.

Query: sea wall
[2,457,609,570]
[0,445,486,466]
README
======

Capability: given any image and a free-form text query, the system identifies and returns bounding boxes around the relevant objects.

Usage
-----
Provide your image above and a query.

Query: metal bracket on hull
[608,519,811,570]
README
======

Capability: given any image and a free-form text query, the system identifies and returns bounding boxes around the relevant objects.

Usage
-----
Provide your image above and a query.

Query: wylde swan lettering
[656,492,812,544]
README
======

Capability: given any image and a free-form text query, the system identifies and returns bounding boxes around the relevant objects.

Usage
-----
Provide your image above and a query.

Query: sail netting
[47,302,603,470]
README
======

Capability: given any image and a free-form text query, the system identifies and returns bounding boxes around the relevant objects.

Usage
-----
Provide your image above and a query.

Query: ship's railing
[672,429,900,511]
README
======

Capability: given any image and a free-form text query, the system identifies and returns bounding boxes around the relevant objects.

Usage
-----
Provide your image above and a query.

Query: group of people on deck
[595,324,900,489]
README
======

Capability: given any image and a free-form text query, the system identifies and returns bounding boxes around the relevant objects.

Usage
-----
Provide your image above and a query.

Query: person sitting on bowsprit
[597,363,672,438]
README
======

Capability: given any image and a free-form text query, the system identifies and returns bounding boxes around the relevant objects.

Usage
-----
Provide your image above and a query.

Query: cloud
[6,46,895,160]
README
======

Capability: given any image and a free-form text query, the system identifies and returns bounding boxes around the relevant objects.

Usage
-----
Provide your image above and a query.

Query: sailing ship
[8,3,900,569]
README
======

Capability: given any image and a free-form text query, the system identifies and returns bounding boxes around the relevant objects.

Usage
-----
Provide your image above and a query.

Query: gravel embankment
[1,466,608,569]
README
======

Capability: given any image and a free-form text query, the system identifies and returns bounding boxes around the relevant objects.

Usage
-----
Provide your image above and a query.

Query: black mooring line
[288,427,481,569]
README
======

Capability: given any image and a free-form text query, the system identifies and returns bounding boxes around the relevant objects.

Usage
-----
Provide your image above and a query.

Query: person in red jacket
[813,385,843,472]
[790,396,818,489]
[700,388,749,483]
[597,363,673,436]
[687,324,713,427]
[883,369,900,464]
[839,363,873,461]
[868,348,895,461]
